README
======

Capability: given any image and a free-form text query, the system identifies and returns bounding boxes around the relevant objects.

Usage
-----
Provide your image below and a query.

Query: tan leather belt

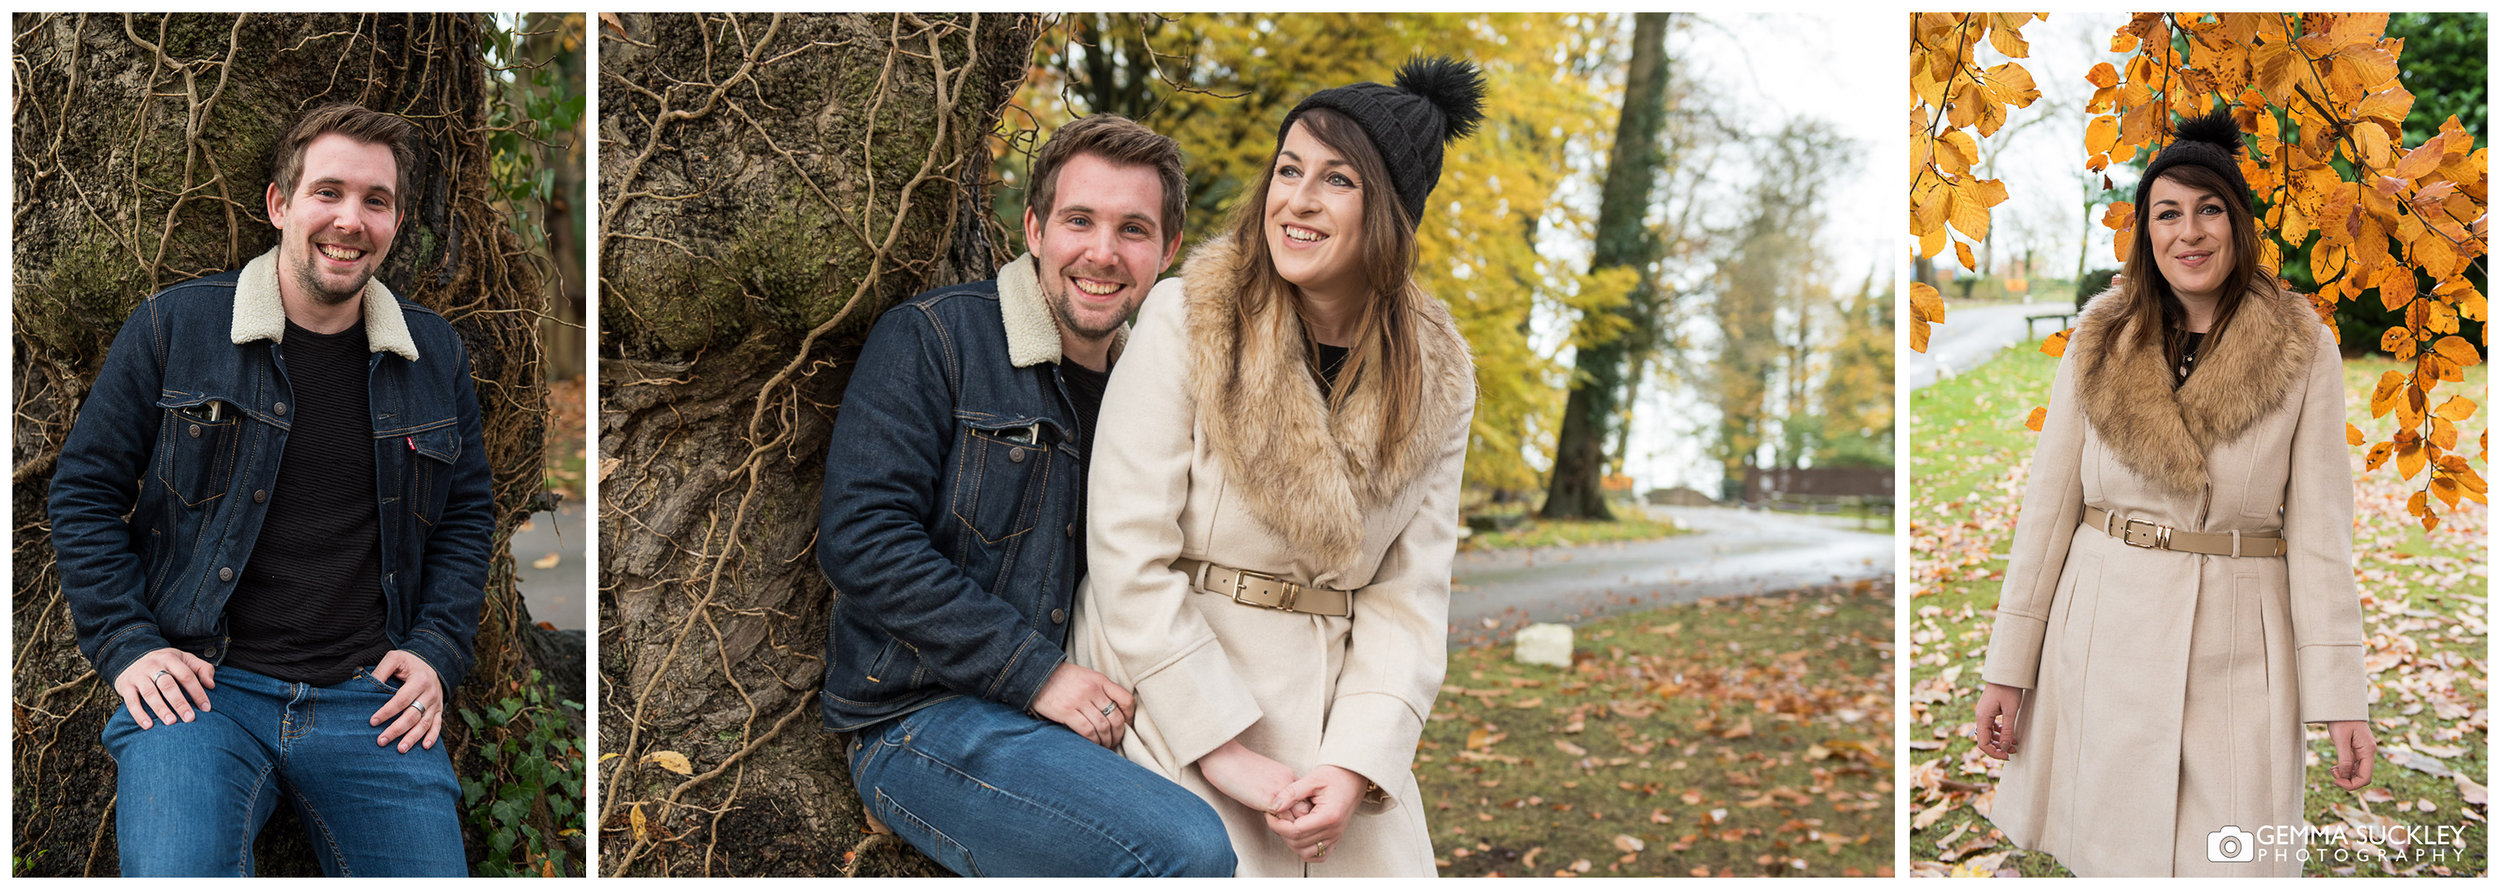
[1173,558,1352,618]
[2082,505,2286,557]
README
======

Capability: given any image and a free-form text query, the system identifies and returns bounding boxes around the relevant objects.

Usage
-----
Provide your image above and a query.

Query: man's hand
[2327,720,2376,790]
[1030,663,1133,749]
[1265,764,1366,864]
[369,650,446,752]
[1973,682,2027,760]
[114,648,216,729]
[1198,738,1301,815]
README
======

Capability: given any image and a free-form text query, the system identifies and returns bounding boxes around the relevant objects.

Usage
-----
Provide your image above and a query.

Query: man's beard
[294,253,370,307]
[1047,283,1127,343]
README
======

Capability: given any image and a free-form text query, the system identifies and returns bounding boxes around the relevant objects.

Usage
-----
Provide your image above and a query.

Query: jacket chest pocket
[949,418,1052,546]
[403,424,461,525]
[156,397,240,507]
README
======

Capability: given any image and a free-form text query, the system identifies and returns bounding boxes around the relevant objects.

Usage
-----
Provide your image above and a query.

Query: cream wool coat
[1980,282,2369,876]
[1070,238,1474,877]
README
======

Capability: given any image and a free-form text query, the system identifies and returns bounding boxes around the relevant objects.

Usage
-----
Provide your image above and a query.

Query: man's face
[1023,153,1180,350]
[266,132,401,308]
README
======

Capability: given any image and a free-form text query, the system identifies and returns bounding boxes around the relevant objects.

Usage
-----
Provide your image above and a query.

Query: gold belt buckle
[1229,567,1300,611]
[2119,518,2171,550]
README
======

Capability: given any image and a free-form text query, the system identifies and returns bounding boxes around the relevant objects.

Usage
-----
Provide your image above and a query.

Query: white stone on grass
[1514,623,1574,668]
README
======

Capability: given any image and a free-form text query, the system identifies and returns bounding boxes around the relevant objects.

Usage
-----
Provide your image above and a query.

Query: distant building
[1741,466,1892,503]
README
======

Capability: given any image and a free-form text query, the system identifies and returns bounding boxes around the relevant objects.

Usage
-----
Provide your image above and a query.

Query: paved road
[1905,302,2072,391]
[1447,506,1892,648]
[511,501,586,631]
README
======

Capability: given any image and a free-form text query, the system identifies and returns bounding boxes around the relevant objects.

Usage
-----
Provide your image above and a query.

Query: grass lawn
[1904,340,2489,877]
[1420,580,1894,877]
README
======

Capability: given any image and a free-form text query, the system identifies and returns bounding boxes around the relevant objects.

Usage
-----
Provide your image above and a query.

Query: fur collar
[230,247,420,360]
[1178,236,1475,572]
[2069,279,2318,494]
[997,252,1125,369]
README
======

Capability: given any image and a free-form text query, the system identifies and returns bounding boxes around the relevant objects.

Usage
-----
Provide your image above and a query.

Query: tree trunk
[1542,11,1672,521]
[11,12,558,876]
[595,12,1042,876]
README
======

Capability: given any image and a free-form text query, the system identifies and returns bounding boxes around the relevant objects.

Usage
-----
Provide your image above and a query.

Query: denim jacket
[49,247,495,692]
[817,254,1110,731]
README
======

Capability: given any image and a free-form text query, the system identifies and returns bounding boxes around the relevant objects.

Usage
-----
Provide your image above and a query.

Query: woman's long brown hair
[1216,107,1428,457]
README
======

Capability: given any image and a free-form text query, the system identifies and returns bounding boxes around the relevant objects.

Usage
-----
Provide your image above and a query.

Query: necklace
[2177,331,2206,381]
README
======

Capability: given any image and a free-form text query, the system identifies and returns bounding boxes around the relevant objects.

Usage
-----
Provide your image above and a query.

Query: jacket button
[199,649,214,660]
[272,401,288,416]
[188,424,202,438]
[1065,523,1074,538]
[253,489,268,503]
[218,567,234,582]
[1009,447,1026,463]
[1050,608,1066,624]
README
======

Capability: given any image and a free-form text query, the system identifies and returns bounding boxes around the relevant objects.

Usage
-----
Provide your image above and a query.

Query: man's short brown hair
[1029,114,1186,243]
[269,102,421,212]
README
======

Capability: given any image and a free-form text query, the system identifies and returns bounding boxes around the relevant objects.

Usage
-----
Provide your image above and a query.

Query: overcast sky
[1618,10,1895,494]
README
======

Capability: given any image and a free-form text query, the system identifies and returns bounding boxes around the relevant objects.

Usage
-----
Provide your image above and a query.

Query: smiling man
[814,114,1234,876]
[48,103,491,876]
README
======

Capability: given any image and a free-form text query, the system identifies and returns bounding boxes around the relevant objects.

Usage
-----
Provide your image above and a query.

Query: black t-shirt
[223,320,392,686]
[1315,342,1351,390]
[1061,360,1109,448]
[2176,331,2208,386]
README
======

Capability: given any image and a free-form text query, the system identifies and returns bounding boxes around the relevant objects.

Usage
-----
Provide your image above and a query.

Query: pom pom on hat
[1396,55,1486,143]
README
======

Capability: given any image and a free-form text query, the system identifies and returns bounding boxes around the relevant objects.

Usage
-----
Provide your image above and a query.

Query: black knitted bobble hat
[1278,56,1488,228]
[2134,109,2254,215]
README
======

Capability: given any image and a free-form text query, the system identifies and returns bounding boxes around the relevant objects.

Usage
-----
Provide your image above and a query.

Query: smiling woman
[1066,56,1486,877]
[1969,109,2376,877]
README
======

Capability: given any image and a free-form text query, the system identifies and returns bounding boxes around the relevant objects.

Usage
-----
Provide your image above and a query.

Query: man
[816,114,1234,876]
[49,103,492,876]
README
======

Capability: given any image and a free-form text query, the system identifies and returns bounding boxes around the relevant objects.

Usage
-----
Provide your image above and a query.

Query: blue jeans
[102,665,466,876]
[848,696,1235,876]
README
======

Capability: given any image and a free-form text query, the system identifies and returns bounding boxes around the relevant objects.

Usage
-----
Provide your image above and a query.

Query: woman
[1971,110,2375,876]
[1069,57,1484,876]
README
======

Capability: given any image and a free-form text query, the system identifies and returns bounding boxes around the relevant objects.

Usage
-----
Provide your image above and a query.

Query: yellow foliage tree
[1009,13,1628,498]
[1907,12,2048,353]
[2088,12,2488,530]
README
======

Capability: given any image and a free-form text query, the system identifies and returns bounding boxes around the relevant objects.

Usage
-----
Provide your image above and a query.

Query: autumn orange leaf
[1909,282,1945,353]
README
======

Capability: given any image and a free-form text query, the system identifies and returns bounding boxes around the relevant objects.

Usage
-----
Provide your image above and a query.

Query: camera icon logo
[2207,825,2256,862]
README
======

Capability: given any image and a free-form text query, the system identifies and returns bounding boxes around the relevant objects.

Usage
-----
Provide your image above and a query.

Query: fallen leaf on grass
[1612,834,1645,853]
[1554,739,1588,757]
[2387,748,2456,779]
[1721,717,1754,739]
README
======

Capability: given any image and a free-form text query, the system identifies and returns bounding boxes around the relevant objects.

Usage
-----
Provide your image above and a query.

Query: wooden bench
[2025,311,2074,338]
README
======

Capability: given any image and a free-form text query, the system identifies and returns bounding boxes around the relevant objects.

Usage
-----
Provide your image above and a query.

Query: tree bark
[1542,12,1672,521]
[595,12,1042,876]
[11,12,558,875]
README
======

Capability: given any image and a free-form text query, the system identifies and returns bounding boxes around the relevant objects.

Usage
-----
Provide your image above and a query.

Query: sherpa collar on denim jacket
[996,252,1127,370]
[228,246,422,361]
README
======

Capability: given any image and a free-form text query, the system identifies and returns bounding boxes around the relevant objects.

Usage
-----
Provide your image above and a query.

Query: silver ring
[151,669,171,681]
[412,701,428,714]
[1099,702,1115,718]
